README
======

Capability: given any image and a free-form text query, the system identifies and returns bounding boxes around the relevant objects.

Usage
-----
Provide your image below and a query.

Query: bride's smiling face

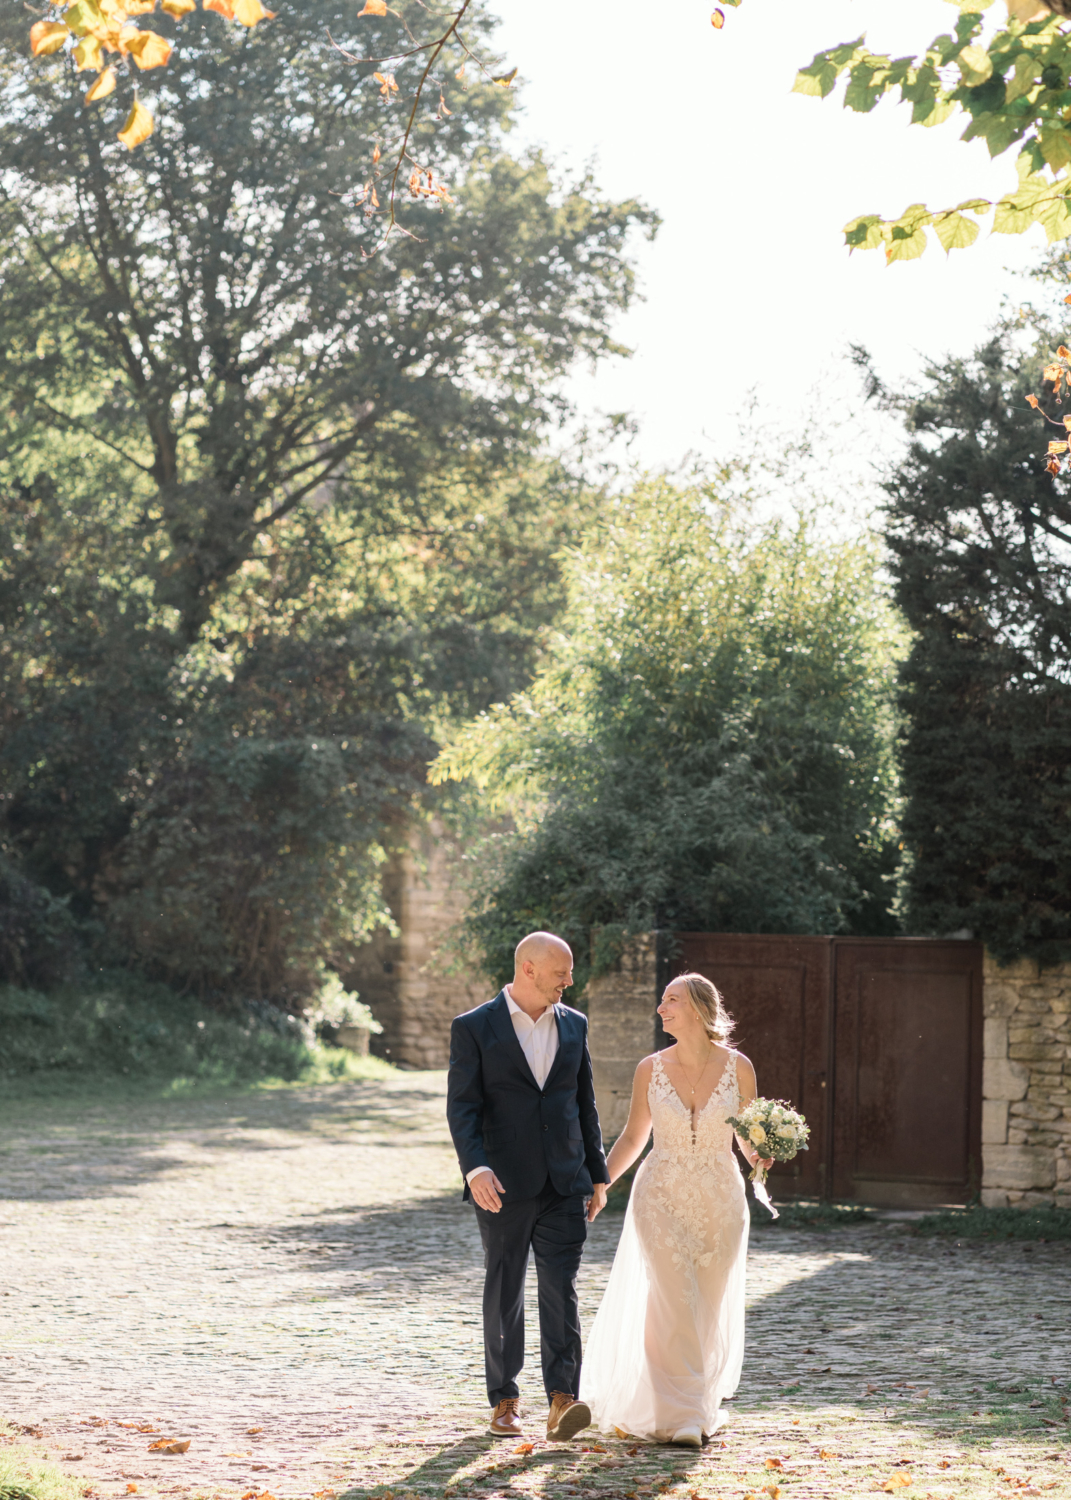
[657,980,704,1041]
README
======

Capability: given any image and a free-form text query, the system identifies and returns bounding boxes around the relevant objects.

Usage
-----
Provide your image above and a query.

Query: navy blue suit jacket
[446,990,610,1203]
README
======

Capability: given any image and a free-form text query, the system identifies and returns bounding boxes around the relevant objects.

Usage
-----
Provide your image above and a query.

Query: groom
[447,931,610,1442]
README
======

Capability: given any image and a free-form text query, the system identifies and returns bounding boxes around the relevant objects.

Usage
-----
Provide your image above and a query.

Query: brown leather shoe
[547,1391,591,1441]
[489,1397,523,1438]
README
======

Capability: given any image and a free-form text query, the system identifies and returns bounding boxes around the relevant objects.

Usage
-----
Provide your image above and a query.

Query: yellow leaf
[30,20,70,54]
[492,66,517,86]
[880,1478,912,1493]
[74,34,105,69]
[711,8,725,26]
[1047,441,1068,454]
[1059,345,1071,359]
[358,0,388,12]
[161,0,197,14]
[118,97,154,148]
[373,71,397,95]
[233,0,275,24]
[819,1450,836,1460]
[123,0,158,13]
[125,29,172,67]
[203,0,235,16]
[85,65,117,101]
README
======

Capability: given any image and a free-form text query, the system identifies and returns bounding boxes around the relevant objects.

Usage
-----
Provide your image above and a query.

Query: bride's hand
[587,1183,608,1222]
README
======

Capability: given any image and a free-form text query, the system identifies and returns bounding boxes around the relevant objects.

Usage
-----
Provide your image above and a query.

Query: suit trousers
[474,1179,588,1407]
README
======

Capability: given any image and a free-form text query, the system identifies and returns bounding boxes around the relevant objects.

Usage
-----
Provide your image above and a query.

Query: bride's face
[657,981,703,1040]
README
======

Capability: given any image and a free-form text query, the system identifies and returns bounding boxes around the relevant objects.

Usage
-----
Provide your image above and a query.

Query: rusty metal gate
[674,935,984,1206]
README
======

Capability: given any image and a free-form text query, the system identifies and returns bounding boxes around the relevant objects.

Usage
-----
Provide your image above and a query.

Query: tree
[870,271,1071,962]
[0,0,652,1000]
[432,478,906,992]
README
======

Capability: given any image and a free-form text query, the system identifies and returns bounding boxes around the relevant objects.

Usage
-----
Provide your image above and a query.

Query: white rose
[749,1125,767,1145]
[776,1125,796,1139]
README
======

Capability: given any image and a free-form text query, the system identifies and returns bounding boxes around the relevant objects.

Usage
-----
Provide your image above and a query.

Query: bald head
[510,931,574,1015]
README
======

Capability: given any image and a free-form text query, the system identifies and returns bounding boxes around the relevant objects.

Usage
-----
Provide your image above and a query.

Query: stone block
[984,1016,1008,1059]
[984,1055,1029,1102]
[980,1188,1010,1208]
[1009,1043,1066,1062]
[981,1098,1008,1145]
[982,1144,1057,1191]
[1010,1099,1062,1122]
[983,983,1022,1018]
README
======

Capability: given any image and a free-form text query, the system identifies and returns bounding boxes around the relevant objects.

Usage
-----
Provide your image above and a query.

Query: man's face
[527,947,574,1005]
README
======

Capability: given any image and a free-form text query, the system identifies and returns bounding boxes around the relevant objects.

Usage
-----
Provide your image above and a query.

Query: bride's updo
[675,972,735,1045]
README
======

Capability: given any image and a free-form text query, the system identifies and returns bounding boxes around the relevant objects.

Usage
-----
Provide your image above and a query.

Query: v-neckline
[656,1047,732,1130]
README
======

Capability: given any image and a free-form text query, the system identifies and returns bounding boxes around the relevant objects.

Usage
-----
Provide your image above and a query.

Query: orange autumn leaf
[1065,294,1071,305]
[233,0,275,24]
[118,96,153,147]
[373,71,398,95]
[161,0,197,13]
[1047,457,1061,475]
[31,20,70,54]
[712,8,726,26]
[203,0,235,16]
[765,1488,782,1500]
[1059,345,1071,359]
[819,1450,837,1460]
[247,1428,264,1435]
[126,29,173,68]
[1043,364,1063,383]
[85,66,117,101]
[881,1478,912,1492]
[514,1443,534,1454]
[765,1460,784,1471]
[1047,440,1068,454]
[1026,394,1040,408]
[127,1488,138,1495]
[359,0,388,12]
[148,1438,190,1454]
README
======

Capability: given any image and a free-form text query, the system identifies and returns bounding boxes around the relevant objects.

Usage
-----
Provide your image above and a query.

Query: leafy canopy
[432,478,906,991]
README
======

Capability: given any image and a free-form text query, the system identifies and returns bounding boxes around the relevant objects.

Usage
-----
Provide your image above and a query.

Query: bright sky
[492,0,1054,474]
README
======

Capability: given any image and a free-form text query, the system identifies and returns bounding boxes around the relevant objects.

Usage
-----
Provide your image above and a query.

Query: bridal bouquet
[725,1097,810,1219]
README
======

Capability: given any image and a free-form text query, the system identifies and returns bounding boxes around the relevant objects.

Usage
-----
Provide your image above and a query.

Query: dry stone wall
[586,934,661,1138]
[980,951,1071,1209]
[343,819,488,1069]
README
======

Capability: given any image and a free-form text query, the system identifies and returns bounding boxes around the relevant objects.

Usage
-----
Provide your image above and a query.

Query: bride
[580,972,772,1446]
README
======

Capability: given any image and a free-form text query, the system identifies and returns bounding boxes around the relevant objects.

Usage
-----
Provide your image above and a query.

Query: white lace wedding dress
[580,1050,748,1441]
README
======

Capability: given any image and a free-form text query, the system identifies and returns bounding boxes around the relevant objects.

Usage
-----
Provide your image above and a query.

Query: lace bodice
[647,1048,740,1163]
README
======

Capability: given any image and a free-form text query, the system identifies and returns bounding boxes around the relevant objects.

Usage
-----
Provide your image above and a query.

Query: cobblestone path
[1,1073,1068,1500]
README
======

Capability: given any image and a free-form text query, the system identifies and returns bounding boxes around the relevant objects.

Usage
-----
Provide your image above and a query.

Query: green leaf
[1036,188,1071,242]
[845,61,893,114]
[843,214,885,252]
[1039,123,1071,170]
[886,227,929,262]
[958,43,994,86]
[793,61,840,99]
[933,210,981,251]
[1005,50,1041,104]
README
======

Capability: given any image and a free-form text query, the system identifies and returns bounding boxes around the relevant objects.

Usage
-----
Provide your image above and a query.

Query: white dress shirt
[466,987,560,1184]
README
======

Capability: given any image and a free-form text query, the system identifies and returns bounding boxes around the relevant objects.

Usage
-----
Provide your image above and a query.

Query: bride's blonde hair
[674,972,735,1045]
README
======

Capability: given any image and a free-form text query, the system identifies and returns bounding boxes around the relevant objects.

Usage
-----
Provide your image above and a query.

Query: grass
[913,1203,1071,1240]
[0,1430,79,1500]
[750,1197,876,1228]
[0,972,396,1097]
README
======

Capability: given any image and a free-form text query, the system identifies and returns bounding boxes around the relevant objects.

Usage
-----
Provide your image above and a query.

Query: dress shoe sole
[548,1401,592,1442]
[488,1423,523,1439]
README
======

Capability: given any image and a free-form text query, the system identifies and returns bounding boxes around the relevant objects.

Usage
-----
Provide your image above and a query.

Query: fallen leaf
[118,97,153,149]
[938,1462,951,1470]
[85,68,117,103]
[359,0,388,12]
[711,8,725,27]
[880,1477,912,1492]
[615,1429,630,1440]
[765,1488,781,1500]
[819,1451,837,1460]
[127,1488,138,1495]
[765,1461,784,1472]
[30,20,70,55]
[247,1428,264,1436]
[148,1439,190,1454]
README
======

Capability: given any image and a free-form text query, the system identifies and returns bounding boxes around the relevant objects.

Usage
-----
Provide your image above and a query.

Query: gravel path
[1,1072,1068,1500]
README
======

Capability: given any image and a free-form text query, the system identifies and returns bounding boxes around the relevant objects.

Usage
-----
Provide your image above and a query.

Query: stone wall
[342,819,488,1069]
[980,952,1071,1208]
[586,934,661,1138]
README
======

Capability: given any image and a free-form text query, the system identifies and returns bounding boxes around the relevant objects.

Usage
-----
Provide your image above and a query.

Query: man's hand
[587,1183,608,1222]
[470,1170,506,1212]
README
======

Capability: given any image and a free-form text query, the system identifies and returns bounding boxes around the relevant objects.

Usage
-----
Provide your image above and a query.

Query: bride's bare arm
[733,1052,774,1173]
[604,1056,656,1185]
